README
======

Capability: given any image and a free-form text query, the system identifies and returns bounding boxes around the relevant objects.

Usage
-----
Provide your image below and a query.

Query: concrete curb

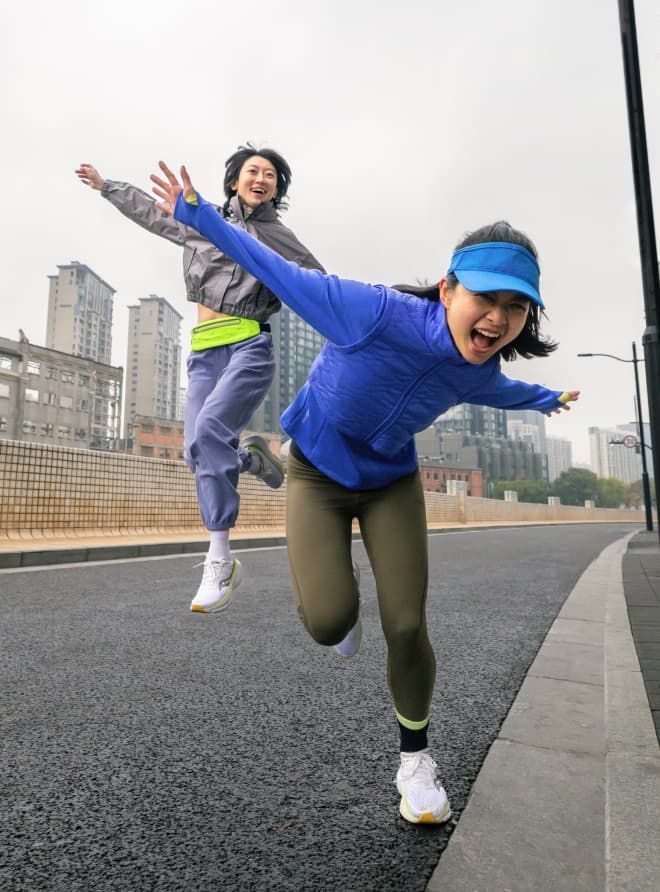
[426,531,660,892]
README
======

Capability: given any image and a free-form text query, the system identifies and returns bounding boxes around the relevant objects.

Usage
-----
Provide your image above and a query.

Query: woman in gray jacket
[76,145,323,613]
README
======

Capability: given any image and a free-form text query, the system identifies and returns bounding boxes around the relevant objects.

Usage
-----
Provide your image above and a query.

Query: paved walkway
[427,528,660,892]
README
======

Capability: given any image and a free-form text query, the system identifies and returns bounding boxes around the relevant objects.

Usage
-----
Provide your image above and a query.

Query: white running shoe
[396,750,452,824]
[190,558,242,613]
[334,562,362,659]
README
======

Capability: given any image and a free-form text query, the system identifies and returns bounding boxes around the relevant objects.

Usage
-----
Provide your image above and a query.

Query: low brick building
[419,458,484,498]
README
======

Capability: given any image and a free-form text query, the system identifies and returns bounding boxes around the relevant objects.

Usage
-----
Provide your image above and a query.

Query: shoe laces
[400,752,440,787]
[195,558,233,584]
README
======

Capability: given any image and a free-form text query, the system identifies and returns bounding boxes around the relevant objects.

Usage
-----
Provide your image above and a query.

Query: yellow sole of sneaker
[399,799,452,825]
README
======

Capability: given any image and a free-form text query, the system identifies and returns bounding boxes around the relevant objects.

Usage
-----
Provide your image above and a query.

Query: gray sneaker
[243,435,285,489]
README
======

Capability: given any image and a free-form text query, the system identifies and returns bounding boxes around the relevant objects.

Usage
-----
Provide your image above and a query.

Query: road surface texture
[0,523,634,891]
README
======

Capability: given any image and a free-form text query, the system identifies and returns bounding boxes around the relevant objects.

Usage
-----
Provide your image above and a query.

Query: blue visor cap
[447,242,544,309]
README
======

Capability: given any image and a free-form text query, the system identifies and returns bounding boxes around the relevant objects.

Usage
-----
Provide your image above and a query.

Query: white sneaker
[190,558,242,613]
[334,562,362,659]
[396,750,452,824]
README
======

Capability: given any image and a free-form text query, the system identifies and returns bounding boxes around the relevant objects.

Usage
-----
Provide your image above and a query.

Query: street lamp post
[617,0,660,545]
[577,344,653,531]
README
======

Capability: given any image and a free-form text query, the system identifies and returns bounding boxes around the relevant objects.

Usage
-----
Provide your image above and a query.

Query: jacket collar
[228,194,278,223]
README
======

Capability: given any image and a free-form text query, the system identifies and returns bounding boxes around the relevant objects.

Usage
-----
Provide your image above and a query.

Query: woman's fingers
[158,160,179,186]
[151,184,170,202]
[150,173,170,191]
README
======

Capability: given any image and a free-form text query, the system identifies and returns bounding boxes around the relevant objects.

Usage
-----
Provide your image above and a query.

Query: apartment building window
[78,398,89,411]
[0,417,7,431]
[0,383,9,399]
[0,356,12,370]
[22,421,36,434]
[40,423,54,437]
[59,395,73,409]
[26,361,41,375]
[46,367,58,380]
[42,392,56,406]
[57,426,71,439]
[75,429,87,440]
[79,374,90,387]
[25,388,39,402]
[61,370,74,384]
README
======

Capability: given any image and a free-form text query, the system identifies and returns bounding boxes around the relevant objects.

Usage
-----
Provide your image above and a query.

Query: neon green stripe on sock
[396,711,429,731]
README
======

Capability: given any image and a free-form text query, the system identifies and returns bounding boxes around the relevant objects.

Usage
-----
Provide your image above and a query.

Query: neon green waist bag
[191,316,263,351]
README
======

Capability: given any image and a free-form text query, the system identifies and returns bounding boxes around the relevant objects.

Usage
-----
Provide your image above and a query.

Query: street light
[577,342,653,531]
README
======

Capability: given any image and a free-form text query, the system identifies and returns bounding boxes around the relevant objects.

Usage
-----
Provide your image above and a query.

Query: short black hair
[222,142,292,213]
[393,221,558,361]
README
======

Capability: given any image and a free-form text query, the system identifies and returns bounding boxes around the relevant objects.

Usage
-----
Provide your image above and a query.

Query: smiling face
[439,279,531,364]
[231,154,278,209]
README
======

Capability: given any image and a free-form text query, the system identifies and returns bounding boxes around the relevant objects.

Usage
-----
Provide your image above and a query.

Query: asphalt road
[0,523,635,891]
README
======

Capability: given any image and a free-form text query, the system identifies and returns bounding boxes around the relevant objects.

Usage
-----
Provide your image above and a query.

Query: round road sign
[622,434,637,448]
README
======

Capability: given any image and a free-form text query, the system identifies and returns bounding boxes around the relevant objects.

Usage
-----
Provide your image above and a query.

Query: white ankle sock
[207,530,231,562]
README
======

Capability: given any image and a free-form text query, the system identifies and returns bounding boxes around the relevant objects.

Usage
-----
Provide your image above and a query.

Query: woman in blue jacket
[151,162,579,826]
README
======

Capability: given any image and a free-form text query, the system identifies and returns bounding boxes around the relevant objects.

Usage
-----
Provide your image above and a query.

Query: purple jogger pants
[184,333,275,530]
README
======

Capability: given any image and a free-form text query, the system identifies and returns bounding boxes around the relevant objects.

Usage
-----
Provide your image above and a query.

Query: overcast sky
[3,0,659,464]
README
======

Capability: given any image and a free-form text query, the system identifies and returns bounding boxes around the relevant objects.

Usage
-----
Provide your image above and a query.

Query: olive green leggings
[286,450,436,722]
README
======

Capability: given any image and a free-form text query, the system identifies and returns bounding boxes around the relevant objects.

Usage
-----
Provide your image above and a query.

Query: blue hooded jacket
[175,193,564,490]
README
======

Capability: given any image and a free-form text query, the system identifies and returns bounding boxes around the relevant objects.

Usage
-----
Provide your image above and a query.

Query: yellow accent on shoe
[399,798,451,825]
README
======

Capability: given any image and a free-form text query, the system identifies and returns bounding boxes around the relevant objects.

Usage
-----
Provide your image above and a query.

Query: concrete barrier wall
[0,439,643,538]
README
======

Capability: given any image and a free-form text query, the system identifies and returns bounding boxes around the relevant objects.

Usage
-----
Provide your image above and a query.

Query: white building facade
[546,436,573,483]
[125,295,182,442]
[46,262,115,365]
[588,425,642,484]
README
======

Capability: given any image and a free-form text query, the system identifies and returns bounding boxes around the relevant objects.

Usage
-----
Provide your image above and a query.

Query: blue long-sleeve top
[175,192,565,490]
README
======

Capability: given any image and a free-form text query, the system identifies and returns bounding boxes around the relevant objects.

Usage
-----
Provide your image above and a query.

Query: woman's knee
[384,616,428,654]
[193,411,237,455]
[296,595,355,646]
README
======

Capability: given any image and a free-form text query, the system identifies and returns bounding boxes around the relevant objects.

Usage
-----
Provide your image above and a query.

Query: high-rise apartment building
[589,425,642,484]
[46,262,115,365]
[125,296,182,441]
[435,404,508,439]
[546,436,573,483]
[507,419,543,454]
[0,334,122,449]
[251,305,325,433]
[506,409,547,453]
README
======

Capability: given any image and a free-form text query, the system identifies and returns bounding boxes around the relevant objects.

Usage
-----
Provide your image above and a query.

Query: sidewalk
[427,528,660,892]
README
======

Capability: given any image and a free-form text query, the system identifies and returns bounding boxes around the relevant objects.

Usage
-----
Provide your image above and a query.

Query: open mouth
[470,327,501,351]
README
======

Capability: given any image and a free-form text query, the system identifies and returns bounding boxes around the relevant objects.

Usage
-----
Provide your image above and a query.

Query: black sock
[398,718,429,753]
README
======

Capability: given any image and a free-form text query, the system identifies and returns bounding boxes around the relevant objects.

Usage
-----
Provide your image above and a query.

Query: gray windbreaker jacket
[101,181,324,321]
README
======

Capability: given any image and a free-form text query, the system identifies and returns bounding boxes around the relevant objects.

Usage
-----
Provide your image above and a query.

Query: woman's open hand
[150,161,196,215]
[546,390,580,416]
[75,163,105,190]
